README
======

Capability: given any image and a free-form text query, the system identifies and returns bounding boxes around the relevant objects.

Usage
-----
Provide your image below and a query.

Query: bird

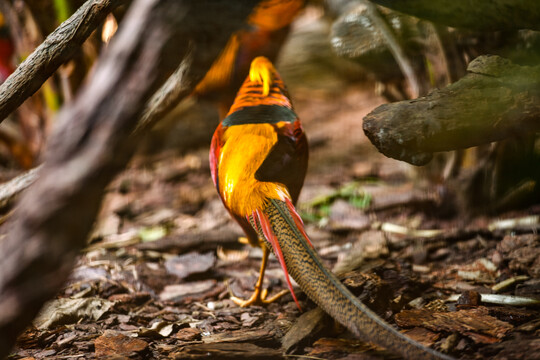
[194,0,304,117]
[210,55,308,306]
[209,56,453,360]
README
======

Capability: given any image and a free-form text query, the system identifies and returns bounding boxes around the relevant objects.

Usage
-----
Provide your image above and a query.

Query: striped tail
[251,198,454,360]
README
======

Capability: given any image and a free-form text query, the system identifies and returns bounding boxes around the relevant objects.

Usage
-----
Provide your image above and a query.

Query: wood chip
[492,275,529,292]
[486,306,538,325]
[395,307,513,343]
[176,328,202,341]
[282,308,328,353]
[170,342,282,359]
[447,293,540,306]
[456,290,481,306]
[403,327,441,347]
[108,292,152,304]
[94,331,148,357]
[202,327,279,347]
[240,312,260,327]
[488,216,540,232]
[309,337,379,357]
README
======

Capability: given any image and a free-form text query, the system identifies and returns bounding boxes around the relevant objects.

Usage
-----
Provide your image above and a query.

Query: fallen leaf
[165,251,215,279]
[137,321,176,338]
[33,297,115,330]
[159,280,216,302]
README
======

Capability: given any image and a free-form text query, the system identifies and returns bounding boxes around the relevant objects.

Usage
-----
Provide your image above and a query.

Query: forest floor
[8,83,540,360]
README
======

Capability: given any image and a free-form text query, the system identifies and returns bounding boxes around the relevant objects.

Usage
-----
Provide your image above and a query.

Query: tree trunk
[0,0,259,356]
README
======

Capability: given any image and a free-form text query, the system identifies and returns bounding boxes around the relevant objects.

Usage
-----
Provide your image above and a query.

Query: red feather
[251,209,301,309]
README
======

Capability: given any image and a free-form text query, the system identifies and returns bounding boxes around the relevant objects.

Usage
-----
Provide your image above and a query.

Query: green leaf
[139,226,167,243]
[349,193,371,209]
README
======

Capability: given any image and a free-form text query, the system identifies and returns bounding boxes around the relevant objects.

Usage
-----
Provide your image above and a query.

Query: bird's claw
[230,288,289,307]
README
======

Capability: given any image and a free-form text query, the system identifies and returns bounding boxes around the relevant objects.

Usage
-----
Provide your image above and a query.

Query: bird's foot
[230,287,289,307]
[229,239,288,307]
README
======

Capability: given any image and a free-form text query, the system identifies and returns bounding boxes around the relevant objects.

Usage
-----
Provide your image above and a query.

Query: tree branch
[0,165,41,211]
[369,0,540,31]
[0,0,129,123]
[0,0,258,356]
[0,19,201,218]
[363,55,540,165]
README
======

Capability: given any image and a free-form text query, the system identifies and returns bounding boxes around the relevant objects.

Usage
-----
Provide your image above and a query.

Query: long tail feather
[258,198,454,360]
[250,209,301,309]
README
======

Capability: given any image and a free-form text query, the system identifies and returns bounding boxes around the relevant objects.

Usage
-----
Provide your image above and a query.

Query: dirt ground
[7,79,540,360]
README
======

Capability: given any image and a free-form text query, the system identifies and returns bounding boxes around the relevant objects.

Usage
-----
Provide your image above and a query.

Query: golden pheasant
[210,57,453,360]
[194,0,304,116]
[210,56,308,306]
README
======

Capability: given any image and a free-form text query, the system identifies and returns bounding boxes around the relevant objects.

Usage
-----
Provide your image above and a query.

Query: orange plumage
[210,56,308,307]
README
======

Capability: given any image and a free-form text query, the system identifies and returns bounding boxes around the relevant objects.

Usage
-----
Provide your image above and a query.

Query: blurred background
[2,1,540,358]
[0,0,538,214]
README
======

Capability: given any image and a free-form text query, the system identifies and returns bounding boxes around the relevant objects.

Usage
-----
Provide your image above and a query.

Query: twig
[447,294,540,307]
[134,52,194,134]
[491,275,529,293]
[488,215,540,232]
[0,165,41,210]
[379,222,444,238]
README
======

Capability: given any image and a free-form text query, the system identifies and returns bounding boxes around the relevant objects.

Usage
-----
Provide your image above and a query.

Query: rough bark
[0,0,129,123]
[370,0,540,31]
[0,0,258,356]
[0,165,41,211]
[363,55,540,165]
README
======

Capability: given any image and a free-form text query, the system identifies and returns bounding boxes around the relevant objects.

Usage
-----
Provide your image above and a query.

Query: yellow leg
[230,244,289,307]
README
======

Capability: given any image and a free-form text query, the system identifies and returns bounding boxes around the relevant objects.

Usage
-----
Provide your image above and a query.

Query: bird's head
[249,56,278,97]
[224,56,293,118]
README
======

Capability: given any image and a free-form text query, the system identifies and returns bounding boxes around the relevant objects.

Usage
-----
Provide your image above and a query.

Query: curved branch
[363,55,540,165]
